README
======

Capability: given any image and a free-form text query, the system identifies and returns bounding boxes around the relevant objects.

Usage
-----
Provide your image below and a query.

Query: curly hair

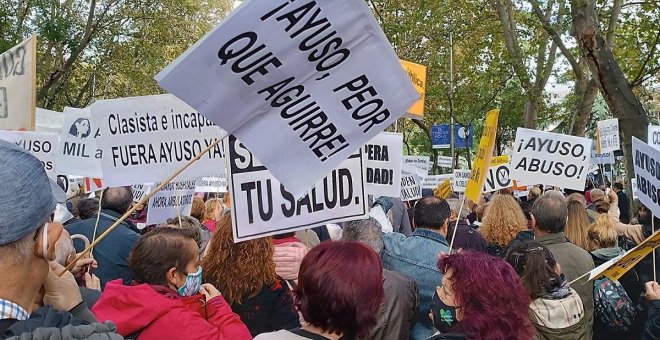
[480,195,528,246]
[438,251,534,340]
[201,214,277,304]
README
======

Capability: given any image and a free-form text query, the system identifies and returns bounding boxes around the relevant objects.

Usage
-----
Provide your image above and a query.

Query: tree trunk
[569,0,648,211]
[571,77,599,136]
[523,94,540,129]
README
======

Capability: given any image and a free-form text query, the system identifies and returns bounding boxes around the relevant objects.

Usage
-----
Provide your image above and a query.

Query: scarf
[541,274,571,300]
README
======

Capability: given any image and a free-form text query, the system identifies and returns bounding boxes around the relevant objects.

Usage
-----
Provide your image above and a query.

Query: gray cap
[0,140,65,245]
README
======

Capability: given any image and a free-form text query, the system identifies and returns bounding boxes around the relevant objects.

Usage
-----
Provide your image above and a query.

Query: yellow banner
[600,231,660,281]
[491,155,509,167]
[434,179,452,199]
[464,109,499,202]
[400,59,426,120]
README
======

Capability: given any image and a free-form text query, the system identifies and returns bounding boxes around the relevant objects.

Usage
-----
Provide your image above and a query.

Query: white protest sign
[0,131,57,178]
[597,118,620,153]
[632,137,660,217]
[483,163,512,193]
[403,156,431,174]
[132,184,152,203]
[363,132,402,197]
[422,174,453,190]
[195,175,228,193]
[437,156,453,169]
[91,94,226,187]
[226,136,368,242]
[402,163,428,178]
[649,125,660,151]
[590,141,615,165]
[146,180,196,225]
[511,128,592,191]
[0,35,36,131]
[36,108,64,133]
[631,178,639,200]
[57,107,103,177]
[156,0,418,198]
[401,173,422,201]
[452,170,471,193]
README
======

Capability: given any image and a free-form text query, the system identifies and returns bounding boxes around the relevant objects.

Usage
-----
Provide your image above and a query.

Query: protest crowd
[2,0,660,339]
[3,135,660,340]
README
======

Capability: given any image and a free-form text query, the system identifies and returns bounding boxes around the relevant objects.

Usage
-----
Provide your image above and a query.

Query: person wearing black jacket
[643,281,660,340]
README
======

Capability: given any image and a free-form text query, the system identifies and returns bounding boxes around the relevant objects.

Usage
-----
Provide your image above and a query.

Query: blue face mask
[177,266,203,297]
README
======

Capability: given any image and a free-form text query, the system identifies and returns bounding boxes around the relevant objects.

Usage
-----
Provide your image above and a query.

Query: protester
[596,200,645,246]
[479,194,528,256]
[342,218,419,340]
[255,241,385,340]
[613,182,630,223]
[532,192,595,338]
[203,214,300,336]
[272,232,308,286]
[565,200,591,251]
[505,242,589,339]
[66,186,141,288]
[445,198,487,253]
[381,197,450,339]
[161,215,211,257]
[527,186,541,205]
[92,227,251,339]
[203,198,224,232]
[568,192,598,222]
[53,229,102,309]
[77,197,100,220]
[587,189,606,211]
[191,196,206,223]
[644,281,660,339]
[0,140,120,338]
[390,197,413,236]
[429,251,534,339]
[587,215,644,338]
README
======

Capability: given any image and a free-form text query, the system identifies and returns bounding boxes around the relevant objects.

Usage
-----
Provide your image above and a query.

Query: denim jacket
[382,228,449,340]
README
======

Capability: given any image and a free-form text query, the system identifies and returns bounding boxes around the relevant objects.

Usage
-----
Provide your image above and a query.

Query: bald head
[532,193,568,234]
[101,186,133,214]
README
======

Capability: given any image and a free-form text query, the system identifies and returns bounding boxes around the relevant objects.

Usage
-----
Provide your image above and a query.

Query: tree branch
[631,27,660,87]
[605,0,623,46]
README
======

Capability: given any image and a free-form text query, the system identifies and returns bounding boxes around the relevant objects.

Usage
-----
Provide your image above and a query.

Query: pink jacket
[272,237,308,282]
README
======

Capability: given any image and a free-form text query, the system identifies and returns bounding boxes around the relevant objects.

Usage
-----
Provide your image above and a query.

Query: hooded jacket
[92,280,251,340]
[529,288,589,340]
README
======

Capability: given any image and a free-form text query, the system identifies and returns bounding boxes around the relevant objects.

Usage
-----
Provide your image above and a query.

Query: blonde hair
[587,215,618,251]
[480,195,527,246]
[204,198,222,221]
[565,200,591,251]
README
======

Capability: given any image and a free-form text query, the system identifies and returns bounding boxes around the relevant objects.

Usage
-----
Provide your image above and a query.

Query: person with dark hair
[613,182,630,223]
[76,197,99,220]
[255,241,385,340]
[429,251,534,340]
[92,227,251,339]
[643,281,660,339]
[66,186,141,288]
[445,198,487,253]
[532,193,595,338]
[342,218,419,340]
[203,214,300,336]
[0,140,120,338]
[382,196,451,339]
[505,242,589,339]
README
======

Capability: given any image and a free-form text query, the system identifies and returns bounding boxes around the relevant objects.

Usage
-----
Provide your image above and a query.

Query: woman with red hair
[255,241,385,340]
[429,251,534,340]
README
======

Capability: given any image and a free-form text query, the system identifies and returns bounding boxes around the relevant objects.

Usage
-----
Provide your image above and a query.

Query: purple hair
[438,251,534,340]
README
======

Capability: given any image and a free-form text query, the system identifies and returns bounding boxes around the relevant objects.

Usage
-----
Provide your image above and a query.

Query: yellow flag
[434,179,452,199]
[400,59,426,120]
[464,109,499,202]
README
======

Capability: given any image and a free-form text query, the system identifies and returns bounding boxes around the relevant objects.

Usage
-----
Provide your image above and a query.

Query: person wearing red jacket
[92,227,251,339]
